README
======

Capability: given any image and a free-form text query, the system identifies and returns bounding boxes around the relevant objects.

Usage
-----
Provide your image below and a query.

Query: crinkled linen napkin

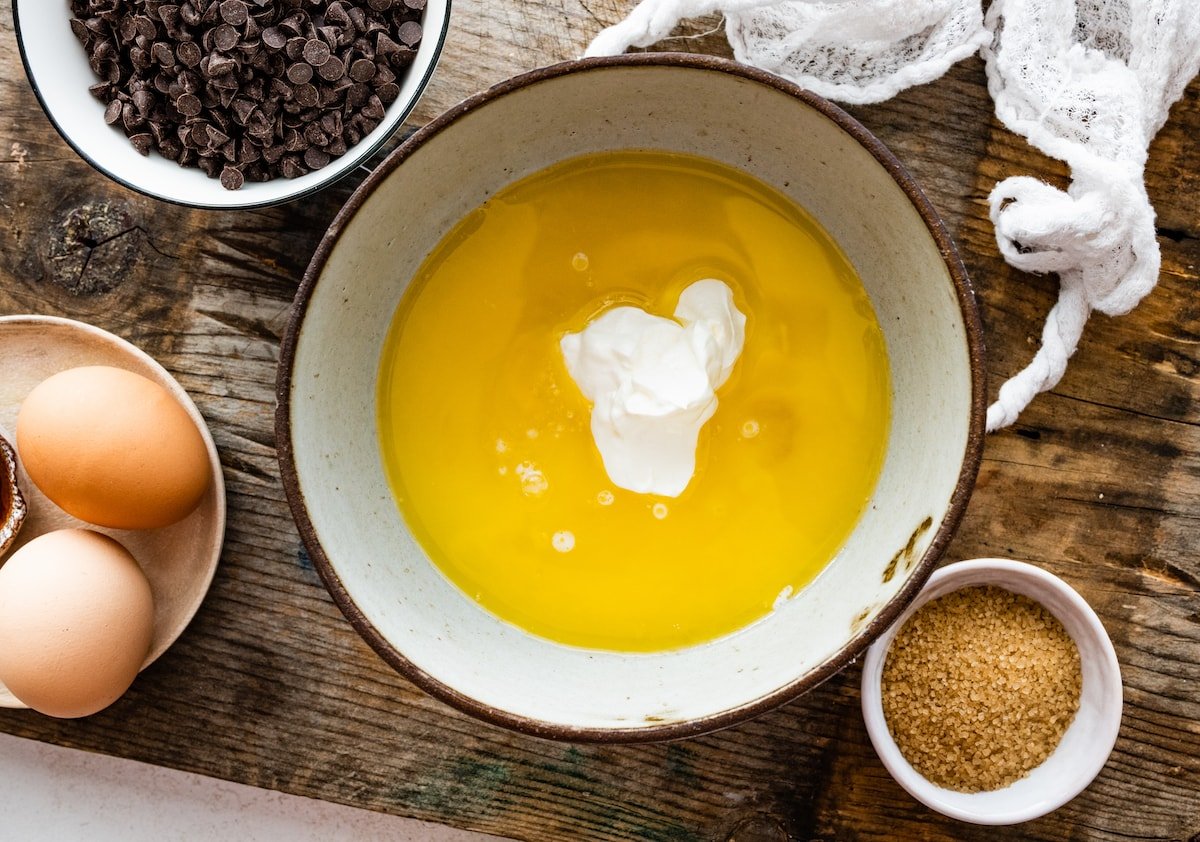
[587,0,1200,431]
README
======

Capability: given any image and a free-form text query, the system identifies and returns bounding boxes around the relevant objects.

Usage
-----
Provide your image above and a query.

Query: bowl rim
[11,0,452,210]
[275,52,988,743]
[859,557,1124,824]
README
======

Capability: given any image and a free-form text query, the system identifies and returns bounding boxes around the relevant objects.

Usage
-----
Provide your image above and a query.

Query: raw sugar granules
[881,584,1082,792]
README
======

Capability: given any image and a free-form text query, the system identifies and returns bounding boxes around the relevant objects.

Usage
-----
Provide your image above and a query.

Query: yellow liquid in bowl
[378,151,890,652]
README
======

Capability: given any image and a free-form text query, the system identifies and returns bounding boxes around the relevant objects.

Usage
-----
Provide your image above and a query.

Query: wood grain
[1,2,1199,841]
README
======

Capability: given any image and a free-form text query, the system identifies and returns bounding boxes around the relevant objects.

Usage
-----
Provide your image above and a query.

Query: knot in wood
[725,814,791,842]
[46,201,144,296]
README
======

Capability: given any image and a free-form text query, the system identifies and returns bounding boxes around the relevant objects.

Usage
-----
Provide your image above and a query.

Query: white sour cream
[559,279,747,497]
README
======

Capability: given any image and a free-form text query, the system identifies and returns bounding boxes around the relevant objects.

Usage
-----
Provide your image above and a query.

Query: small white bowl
[12,0,450,209]
[861,558,1123,825]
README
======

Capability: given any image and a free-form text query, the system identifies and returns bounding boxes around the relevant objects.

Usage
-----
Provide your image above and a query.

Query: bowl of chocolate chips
[13,0,449,208]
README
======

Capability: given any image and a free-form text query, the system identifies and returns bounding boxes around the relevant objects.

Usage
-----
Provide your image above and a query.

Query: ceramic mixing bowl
[278,54,986,741]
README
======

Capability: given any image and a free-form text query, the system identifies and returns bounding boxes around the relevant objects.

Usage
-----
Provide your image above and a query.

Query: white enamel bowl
[12,0,449,209]
[861,558,1124,824]
[278,55,987,741]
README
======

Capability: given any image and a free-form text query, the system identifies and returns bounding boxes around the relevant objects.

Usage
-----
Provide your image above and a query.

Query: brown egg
[16,365,210,529]
[0,529,155,718]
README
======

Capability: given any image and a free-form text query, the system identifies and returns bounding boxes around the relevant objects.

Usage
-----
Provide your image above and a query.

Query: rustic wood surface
[1,0,1198,839]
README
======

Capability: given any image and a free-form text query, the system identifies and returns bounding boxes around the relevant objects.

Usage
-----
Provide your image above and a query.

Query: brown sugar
[880,584,1082,792]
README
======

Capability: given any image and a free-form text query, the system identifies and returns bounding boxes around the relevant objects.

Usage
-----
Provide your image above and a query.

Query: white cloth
[587,0,989,105]
[981,0,1200,429]
[586,0,1200,430]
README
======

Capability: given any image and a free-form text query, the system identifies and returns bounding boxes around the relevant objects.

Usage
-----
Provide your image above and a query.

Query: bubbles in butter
[514,461,547,496]
[0,529,154,718]
[16,365,210,529]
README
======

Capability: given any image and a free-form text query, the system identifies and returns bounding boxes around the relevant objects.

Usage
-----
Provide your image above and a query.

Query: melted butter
[378,150,890,652]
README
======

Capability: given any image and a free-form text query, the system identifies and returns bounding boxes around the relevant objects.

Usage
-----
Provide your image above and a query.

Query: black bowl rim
[275,53,987,744]
[10,0,452,210]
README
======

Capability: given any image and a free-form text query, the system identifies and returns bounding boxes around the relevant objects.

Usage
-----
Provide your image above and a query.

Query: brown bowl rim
[276,52,987,744]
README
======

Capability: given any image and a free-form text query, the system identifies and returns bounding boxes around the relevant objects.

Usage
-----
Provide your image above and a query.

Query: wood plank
[1,1,1198,840]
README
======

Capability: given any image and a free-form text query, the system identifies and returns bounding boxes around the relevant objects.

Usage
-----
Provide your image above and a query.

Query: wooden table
[2,1,1198,839]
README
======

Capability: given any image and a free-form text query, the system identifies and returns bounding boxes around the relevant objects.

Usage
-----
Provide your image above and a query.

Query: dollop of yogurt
[559,279,747,497]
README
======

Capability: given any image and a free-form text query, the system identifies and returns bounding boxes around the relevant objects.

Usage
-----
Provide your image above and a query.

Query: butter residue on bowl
[559,279,746,497]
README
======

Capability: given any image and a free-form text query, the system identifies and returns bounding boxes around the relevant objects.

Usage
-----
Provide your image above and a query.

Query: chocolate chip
[132,88,156,115]
[231,97,256,124]
[103,99,122,124]
[294,82,319,108]
[130,133,153,155]
[375,32,401,58]
[279,13,306,35]
[207,51,236,77]
[361,94,385,120]
[302,38,330,66]
[219,164,244,189]
[303,122,328,146]
[179,69,201,93]
[151,41,175,66]
[176,92,202,116]
[134,15,157,40]
[319,111,340,134]
[159,137,182,161]
[397,21,421,46]
[213,23,239,51]
[325,3,350,26]
[176,40,202,66]
[219,0,248,26]
[345,82,370,109]
[348,57,375,82]
[284,36,307,60]
[326,136,347,156]
[261,26,287,49]
[317,55,344,82]
[318,25,343,48]
[159,5,181,28]
[304,147,330,169]
[375,81,400,105]
[374,63,396,84]
[280,155,306,178]
[128,46,149,71]
[286,62,313,84]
